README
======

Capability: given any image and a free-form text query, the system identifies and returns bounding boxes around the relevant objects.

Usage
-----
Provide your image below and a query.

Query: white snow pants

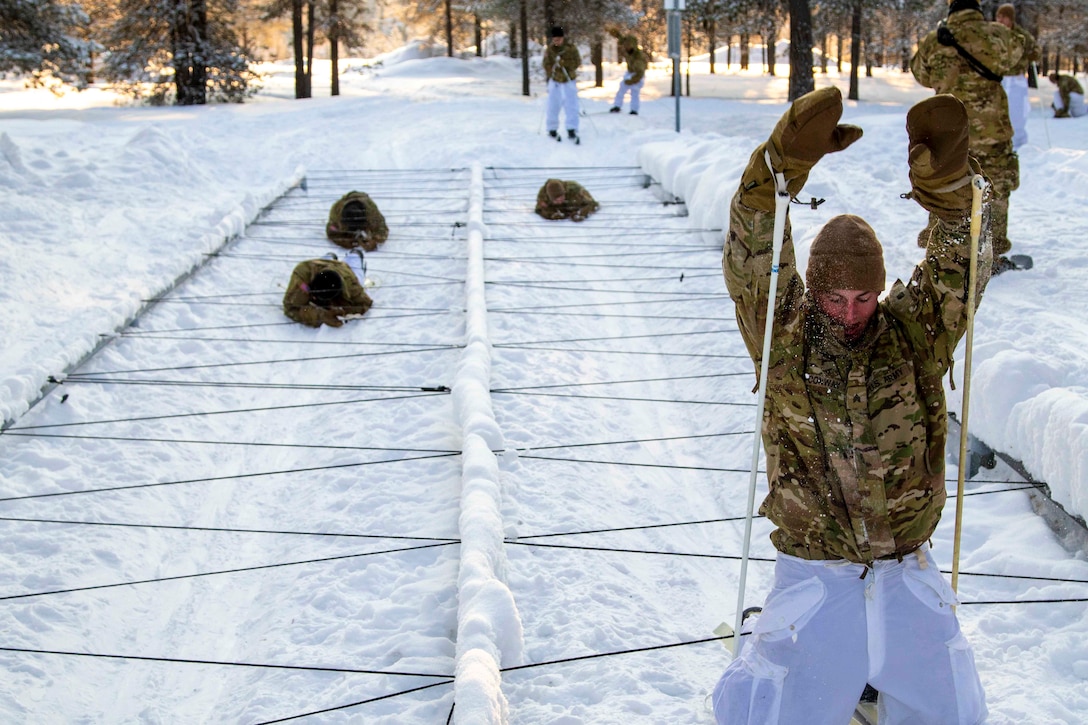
[1002,74,1030,148]
[712,546,987,725]
[546,79,579,132]
[612,73,644,112]
[1053,89,1087,117]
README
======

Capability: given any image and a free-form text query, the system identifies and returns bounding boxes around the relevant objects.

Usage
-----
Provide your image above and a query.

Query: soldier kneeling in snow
[712,88,991,723]
[534,178,599,222]
[283,258,372,328]
[326,191,388,250]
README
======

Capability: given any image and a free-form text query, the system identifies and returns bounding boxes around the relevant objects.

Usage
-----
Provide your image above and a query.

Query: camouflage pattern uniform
[543,35,582,136]
[723,187,991,565]
[325,191,389,251]
[911,7,1026,255]
[1052,74,1085,117]
[611,34,648,113]
[282,258,373,327]
[534,179,600,222]
[543,39,581,84]
[618,35,647,84]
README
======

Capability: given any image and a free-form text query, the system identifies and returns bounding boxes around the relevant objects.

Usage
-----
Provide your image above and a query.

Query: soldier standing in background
[534,179,599,221]
[911,0,1026,273]
[711,87,990,724]
[995,4,1037,149]
[1048,72,1086,118]
[542,26,581,144]
[283,258,372,328]
[609,33,648,116]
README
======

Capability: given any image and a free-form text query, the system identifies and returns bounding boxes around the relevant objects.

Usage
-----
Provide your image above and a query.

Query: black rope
[8,391,448,431]
[518,454,754,472]
[494,345,750,360]
[0,645,453,678]
[256,679,454,724]
[0,515,458,542]
[58,343,461,376]
[490,310,731,323]
[1,430,458,455]
[493,372,747,392]
[501,636,728,675]
[508,430,751,452]
[493,391,754,407]
[494,328,734,346]
[490,297,730,313]
[0,452,461,503]
[0,542,456,602]
[47,378,449,392]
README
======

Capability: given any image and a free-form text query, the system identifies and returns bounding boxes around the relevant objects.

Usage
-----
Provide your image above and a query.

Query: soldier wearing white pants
[612,73,644,114]
[542,26,581,140]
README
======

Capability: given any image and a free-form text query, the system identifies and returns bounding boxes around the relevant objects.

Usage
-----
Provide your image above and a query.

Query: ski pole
[733,149,790,645]
[951,173,987,596]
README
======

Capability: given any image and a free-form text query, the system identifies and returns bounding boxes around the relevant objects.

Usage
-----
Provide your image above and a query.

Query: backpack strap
[937,21,1002,83]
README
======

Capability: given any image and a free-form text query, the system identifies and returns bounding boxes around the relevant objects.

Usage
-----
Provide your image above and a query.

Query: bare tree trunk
[520,0,530,96]
[305,0,315,97]
[329,0,340,96]
[592,38,603,87]
[836,30,843,73]
[788,0,814,100]
[476,14,483,56]
[708,17,717,74]
[848,0,861,101]
[510,20,517,58]
[292,0,306,98]
[740,33,749,70]
[445,0,453,57]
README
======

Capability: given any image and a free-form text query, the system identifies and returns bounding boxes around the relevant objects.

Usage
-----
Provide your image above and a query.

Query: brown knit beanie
[805,214,886,291]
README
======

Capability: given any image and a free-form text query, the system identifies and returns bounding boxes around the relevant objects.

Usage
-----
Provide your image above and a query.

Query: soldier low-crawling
[282,258,373,328]
[534,179,599,222]
[712,88,990,724]
[326,191,388,251]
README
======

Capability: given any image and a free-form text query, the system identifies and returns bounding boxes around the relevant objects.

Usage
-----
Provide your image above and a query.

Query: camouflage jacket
[723,194,990,564]
[911,9,1027,152]
[618,36,648,84]
[544,41,581,83]
[1007,24,1038,76]
[1054,74,1084,107]
[283,258,373,327]
[535,179,599,221]
[326,191,389,251]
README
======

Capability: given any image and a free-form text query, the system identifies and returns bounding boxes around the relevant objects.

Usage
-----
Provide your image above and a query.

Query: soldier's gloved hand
[739,86,863,211]
[906,94,978,220]
[321,308,344,327]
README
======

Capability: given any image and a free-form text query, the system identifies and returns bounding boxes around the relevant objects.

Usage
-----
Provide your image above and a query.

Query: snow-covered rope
[450,161,524,725]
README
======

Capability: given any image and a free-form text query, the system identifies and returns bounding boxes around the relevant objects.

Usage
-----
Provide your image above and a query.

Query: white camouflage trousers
[712,545,987,725]
[1053,89,1087,117]
[612,72,644,112]
[546,79,579,133]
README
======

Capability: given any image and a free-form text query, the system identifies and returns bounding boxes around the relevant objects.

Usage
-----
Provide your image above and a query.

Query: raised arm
[723,87,863,364]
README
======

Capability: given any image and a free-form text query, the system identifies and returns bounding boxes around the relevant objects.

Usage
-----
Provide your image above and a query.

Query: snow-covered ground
[1,49,1087,723]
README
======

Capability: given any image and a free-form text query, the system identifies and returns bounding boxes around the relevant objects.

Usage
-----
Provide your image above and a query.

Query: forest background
[3,0,1087,108]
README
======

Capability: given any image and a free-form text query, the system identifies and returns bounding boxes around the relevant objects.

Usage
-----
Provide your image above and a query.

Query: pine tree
[0,0,94,89]
[99,0,260,104]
